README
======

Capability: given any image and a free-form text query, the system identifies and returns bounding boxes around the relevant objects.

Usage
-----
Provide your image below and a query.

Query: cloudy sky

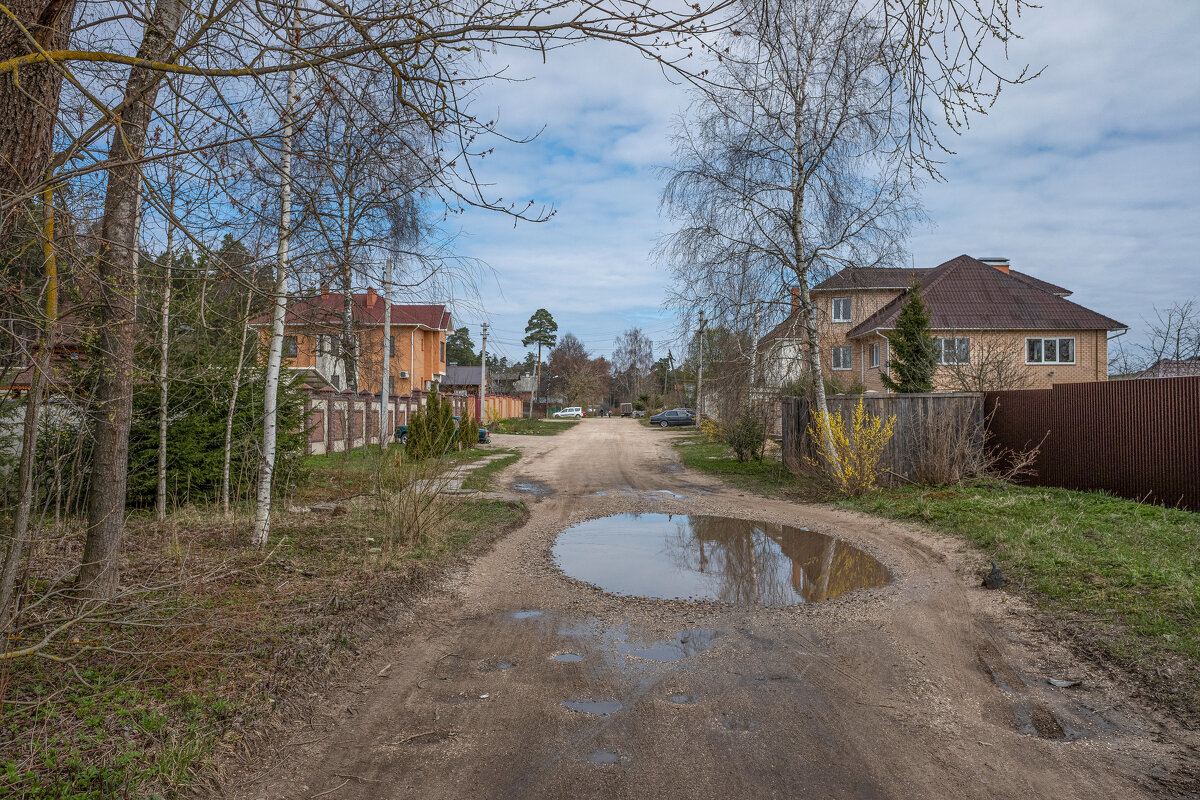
[446,0,1200,367]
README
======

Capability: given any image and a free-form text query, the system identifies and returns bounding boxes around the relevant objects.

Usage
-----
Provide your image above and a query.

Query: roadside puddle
[563,700,622,715]
[552,653,585,663]
[511,610,543,619]
[552,514,890,606]
[668,693,700,705]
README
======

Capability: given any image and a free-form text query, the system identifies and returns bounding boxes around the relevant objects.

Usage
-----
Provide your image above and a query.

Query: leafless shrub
[902,400,1041,486]
[373,451,463,558]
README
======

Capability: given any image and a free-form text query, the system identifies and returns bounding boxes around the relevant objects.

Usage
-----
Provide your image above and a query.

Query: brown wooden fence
[985,376,1200,510]
[781,393,984,485]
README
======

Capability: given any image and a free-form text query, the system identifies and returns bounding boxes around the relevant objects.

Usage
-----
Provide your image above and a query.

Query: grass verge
[1,454,526,799]
[488,417,579,435]
[675,435,1200,715]
[461,451,520,492]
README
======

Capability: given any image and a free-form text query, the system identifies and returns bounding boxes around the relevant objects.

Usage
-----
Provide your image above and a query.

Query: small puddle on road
[511,610,543,619]
[511,480,554,497]
[720,716,759,731]
[563,700,622,715]
[552,514,890,607]
[587,749,622,765]
[618,629,718,662]
[668,693,699,705]
[552,653,585,663]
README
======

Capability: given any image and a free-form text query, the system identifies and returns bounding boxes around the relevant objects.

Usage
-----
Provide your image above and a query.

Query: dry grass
[0,450,524,798]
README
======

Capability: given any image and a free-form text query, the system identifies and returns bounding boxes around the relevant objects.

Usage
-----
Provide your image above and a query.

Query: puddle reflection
[552,514,890,607]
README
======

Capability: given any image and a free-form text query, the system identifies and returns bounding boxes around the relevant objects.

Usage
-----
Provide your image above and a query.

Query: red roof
[813,264,1071,296]
[250,292,451,330]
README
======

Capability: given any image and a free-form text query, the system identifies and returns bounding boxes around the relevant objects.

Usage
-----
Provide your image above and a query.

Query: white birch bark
[252,50,297,548]
[221,290,253,515]
[155,206,174,526]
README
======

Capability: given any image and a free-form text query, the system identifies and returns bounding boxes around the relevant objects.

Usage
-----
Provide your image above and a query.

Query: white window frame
[831,345,852,371]
[831,297,852,323]
[935,337,970,365]
[1025,336,1076,365]
[869,342,880,368]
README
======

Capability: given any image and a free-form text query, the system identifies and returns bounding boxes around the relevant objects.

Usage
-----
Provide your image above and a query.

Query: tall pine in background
[881,282,937,393]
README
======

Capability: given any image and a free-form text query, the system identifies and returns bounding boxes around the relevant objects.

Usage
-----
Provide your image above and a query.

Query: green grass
[674,436,823,499]
[488,417,579,435]
[844,484,1200,666]
[461,451,520,492]
[295,443,494,502]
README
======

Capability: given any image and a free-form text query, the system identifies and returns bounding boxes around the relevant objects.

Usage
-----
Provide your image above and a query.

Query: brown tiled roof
[250,292,451,330]
[813,264,1071,296]
[845,255,1124,337]
[1135,359,1200,379]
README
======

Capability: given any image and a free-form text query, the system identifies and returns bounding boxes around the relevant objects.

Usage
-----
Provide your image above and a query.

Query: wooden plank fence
[781,393,984,485]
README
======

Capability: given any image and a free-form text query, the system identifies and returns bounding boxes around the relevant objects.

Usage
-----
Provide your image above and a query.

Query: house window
[832,297,852,323]
[935,337,970,365]
[1026,337,1075,364]
[284,335,298,358]
[870,342,881,368]
[389,335,395,357]
[440,341,446,363]
[831,345,852,371]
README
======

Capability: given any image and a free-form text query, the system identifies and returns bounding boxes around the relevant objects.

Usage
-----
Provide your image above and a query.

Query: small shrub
[724,407,766,463]
[405,394,457,460]
[806,398,896,496]
[697,415,723,442]
[456,412,478,451]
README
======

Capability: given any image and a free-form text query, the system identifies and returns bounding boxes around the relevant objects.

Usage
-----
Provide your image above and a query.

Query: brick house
[759,255,1126,393]
[252,288,451,396]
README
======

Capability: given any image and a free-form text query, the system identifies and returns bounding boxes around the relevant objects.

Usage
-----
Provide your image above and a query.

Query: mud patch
[552,513,890,606]
[563,700,622,715]
[720,716,759,731]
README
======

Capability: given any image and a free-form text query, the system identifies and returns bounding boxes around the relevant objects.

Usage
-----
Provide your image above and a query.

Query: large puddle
[552,514,890,607]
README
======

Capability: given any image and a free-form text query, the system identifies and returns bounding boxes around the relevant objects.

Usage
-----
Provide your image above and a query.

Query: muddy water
[552,514,890,607]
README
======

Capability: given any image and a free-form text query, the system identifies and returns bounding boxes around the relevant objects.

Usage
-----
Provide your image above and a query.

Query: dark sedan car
[395,416,490,445]
[649,408,697,428]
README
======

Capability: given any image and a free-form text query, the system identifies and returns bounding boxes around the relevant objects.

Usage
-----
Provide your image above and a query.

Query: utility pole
[379,258,392,447]
[479,323,488,423]
[696,310,706,416]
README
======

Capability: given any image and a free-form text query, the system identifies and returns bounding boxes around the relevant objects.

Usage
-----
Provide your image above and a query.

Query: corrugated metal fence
[781,377,1200,509]
[985,376,1200,510]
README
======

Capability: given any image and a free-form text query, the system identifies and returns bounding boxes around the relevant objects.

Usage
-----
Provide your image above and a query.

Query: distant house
[250,287,451,396]
[1134,359,1200,379]
[759,255,1126,393]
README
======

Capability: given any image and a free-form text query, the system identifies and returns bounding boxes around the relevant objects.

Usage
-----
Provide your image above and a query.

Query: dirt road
[227,419,1196,799]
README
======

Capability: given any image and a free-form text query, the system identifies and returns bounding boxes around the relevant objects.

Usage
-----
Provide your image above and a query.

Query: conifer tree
[881,282,938,393]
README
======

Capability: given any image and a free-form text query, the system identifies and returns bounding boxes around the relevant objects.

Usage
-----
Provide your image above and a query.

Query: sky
[444,0,1200,368]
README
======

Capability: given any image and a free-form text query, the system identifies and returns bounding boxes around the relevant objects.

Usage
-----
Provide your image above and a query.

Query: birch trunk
[79,0,184,597]
[0,188,56,627]
[155,220,174,526]
[251,47,297,548]
[221,290,253,515]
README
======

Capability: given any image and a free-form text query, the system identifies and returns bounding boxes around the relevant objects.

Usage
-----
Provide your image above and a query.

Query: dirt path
[225,419,1197,799]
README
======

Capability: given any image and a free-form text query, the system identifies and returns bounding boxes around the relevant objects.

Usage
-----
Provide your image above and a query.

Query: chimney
[366,287,378,309]
[979,257,1010,274]
[791,286,801,312]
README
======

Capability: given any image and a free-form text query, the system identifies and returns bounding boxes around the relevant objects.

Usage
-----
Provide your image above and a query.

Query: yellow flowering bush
[806,398,896,496]
[697,415,723,442]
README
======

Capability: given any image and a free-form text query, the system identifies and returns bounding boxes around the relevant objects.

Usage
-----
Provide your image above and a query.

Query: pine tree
[881,282,938,393]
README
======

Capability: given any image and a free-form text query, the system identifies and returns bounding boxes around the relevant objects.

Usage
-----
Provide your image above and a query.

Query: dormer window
[832,297,851,323]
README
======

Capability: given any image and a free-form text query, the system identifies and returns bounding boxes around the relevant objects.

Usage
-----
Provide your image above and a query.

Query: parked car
[553,406,585,418]
[395,415,490,445]
[649,408,696,428]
